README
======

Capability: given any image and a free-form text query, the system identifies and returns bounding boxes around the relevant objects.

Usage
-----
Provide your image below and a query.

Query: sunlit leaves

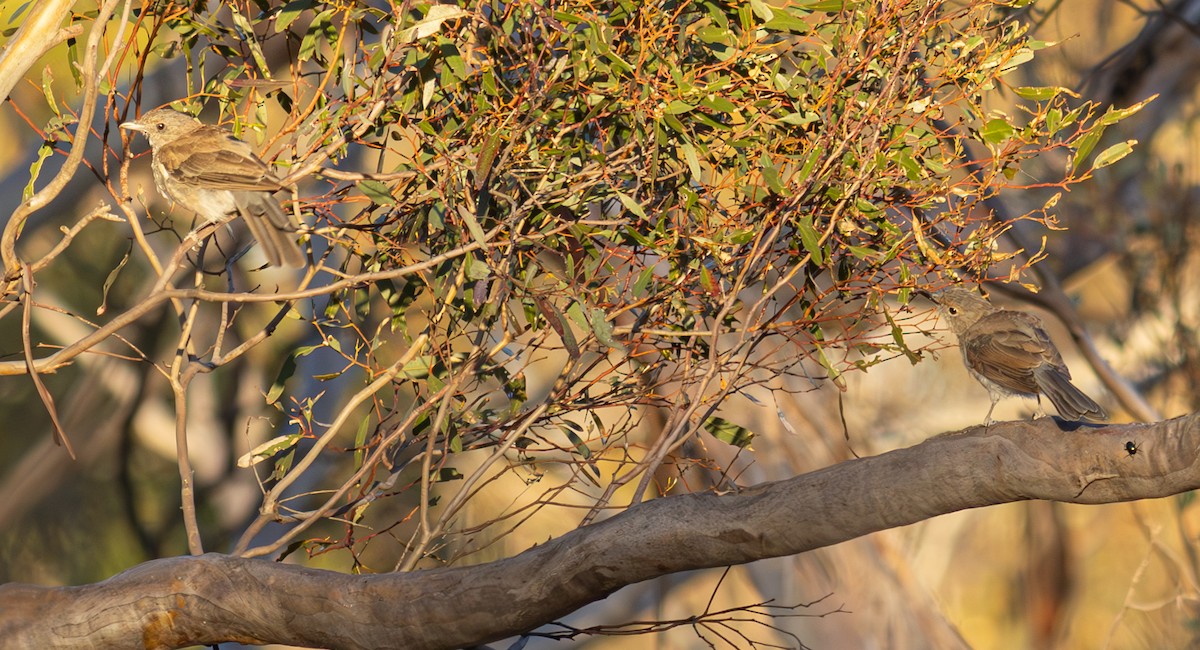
[298,8,336,62]
[399,5,469,44]
[275,0,317,33]
[138,0,1150,568]
[1093,141,1137,169]
[1068,95,1154,174]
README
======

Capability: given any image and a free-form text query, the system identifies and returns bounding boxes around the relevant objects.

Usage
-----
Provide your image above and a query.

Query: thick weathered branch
[2,414,1196,649]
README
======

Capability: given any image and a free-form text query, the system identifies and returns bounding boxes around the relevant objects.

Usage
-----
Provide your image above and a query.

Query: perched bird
[928,287,1106,424]
[120,107,305,268]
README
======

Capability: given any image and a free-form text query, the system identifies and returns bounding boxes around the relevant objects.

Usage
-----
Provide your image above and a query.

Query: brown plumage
[930,287,1106,424]
[120,107,305,268]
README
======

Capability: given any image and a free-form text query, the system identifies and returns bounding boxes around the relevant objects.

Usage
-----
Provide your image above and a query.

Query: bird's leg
[1033,395,1047,420]
[984,398,999,426]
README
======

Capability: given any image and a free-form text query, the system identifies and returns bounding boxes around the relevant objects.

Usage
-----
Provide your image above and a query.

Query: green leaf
[271,448,297,481]
[846,245,878,260]
[703,416,755,449]
[66,35,81,86]
[1045,108,1062,134]
[681,142,702,180]
[664,100,696,115]
[1012,86,1070,101]
[353,416,370,469]
[1092,140,1136,169]
[795,147,821,185]
[797,215,824,265]
[399,4,469,43]
[998,48,1034,73]
[699,265,715,293]
[760,151,786,195]
[464,254,491,281]
[1100,94,1156,126]
[696,25,731,44]
[560,421,592,459]
[475,131,503,189]
[357,180,395,205]
[633,267,655,295]
[298,9,335,62]
[40,66,59,116]
[537,299,579,359]
[763,11,811,34]
[267,345,321,404]
[700,96,738,113]
[813,334,844,388]
[587,308,620,350]
[402,355,443,380]
[230,9,271,75]
[566,300,588,331]
[1070,129,1104,174]
[980,118,1014,145]
[236,433,304,468]
[883,307,921,364]
[801,0,848,11]
[275,0,316,32]
[897,149,922,181]
[779,111,819,126]
[457,205,490,247]
[97,240,132,317]
[615,191,647,219]
[24,141,53,201]
[749,0,774,21]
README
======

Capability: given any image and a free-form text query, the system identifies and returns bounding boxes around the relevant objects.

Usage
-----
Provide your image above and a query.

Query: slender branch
[235,335,430,557]
[2,0,126,277]
[20,264,75,458]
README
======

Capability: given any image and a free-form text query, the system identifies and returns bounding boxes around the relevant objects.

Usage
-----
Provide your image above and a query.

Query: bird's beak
[119,121,144,132]
[915,288,936,303]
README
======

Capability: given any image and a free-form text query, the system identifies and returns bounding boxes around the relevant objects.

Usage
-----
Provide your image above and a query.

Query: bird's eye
[947,306,958,315]
[155,122,165,131]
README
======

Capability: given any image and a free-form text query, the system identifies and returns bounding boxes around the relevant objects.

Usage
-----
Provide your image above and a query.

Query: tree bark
[2,414,1195,650]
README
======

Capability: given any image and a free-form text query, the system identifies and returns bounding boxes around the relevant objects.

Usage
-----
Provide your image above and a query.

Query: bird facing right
[928,287,1106,424]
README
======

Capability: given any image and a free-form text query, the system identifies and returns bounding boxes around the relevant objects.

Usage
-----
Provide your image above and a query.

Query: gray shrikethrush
[120,107,305,268]
[929,287,1106,424]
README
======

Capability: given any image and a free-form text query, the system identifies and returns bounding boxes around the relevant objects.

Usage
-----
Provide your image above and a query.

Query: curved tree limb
[2,414,1197,649]
[0,0,80,103]
[2,0,128,277]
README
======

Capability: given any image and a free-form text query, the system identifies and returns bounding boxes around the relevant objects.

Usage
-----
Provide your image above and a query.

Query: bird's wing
[157,126,285,192]
[961,310,1068,394]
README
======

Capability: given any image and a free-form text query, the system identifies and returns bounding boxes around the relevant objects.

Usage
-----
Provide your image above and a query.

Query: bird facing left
[120,107,306,268]
[927,287,1106,424]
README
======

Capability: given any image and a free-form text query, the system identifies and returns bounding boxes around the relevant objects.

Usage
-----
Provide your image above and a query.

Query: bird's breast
[192,189,238,221]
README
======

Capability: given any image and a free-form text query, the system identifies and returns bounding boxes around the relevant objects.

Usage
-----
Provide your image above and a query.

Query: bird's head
[925,286,994,335]
[120,107,202,148]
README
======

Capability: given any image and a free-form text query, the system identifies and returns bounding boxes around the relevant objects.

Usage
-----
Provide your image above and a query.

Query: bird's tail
[1033,366,1106,422]
[236,192,306,268]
